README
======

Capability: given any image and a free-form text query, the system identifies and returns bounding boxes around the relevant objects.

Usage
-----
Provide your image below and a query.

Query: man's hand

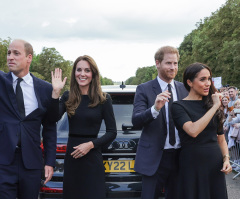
[44,165,54,184]
[154,91,171,111]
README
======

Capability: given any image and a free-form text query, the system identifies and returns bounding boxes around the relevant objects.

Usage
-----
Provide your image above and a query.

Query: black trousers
[0,148,42,199]
[141,149,180,199]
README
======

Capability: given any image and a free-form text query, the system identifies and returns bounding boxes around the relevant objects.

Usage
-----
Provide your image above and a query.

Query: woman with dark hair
[51,55,117,199]
[171,63,231,199]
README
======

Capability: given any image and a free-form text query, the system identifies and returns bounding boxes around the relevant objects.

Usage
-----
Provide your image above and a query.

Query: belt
[69,134,97,138]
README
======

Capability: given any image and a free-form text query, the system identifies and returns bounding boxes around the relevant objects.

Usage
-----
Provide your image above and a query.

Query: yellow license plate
[103,160,135,173]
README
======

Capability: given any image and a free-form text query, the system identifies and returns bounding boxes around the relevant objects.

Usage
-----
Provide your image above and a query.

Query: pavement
[37,170,240,199]
[157,170,240,199]
[226,170,240,199]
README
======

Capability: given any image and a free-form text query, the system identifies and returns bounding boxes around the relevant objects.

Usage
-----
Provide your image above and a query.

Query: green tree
[177,0,240,87]
[100,76,114,85]
[125,76,135,85]
[126,0,240,87]
[0,38,11,72]
[125,66,156,85]
[30,71,45,80]
[31,47,72,92]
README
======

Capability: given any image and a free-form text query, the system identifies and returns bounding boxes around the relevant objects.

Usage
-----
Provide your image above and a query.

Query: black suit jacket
[132,78,188,176]
[0,71,56,169]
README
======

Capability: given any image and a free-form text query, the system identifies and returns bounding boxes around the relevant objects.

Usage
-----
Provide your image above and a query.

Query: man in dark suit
[132,46,188,199]
[0,39,57,199]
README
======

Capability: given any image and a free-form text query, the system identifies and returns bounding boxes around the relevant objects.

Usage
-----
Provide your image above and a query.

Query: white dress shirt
[151,76,181,149]
[12,73,38,116]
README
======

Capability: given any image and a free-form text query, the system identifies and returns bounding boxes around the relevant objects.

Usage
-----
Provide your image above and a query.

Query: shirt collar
[11,72,32,85]
[157,76,175,91]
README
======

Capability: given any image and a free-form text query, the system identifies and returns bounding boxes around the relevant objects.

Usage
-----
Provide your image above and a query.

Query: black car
[39,85,147,198]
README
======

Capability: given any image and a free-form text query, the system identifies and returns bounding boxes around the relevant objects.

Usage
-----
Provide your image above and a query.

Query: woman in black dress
[51,55,117,199]
[171,63,232,199]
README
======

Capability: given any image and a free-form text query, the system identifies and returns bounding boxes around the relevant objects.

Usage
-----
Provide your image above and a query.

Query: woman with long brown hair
[171,63,231,199]
[222,96,230,118]
[51,55,117,199]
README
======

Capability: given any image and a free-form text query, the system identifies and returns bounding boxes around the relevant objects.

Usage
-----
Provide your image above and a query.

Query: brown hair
[65,55,106,117]
[221,96,230,109]
[228,86,236,91]
[24,42,33,57]
[154,46,180,63]
[183,62,224,131]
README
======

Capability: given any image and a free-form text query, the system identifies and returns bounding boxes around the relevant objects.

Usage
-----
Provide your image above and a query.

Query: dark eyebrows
[76,67,91,71]
[199,75,211,79]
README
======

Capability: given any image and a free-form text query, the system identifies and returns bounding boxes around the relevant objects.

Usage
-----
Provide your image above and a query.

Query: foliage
[126,0,240,87]
[30,47,72,92]
[30,72,45,80]
[177,0,240,88]
[100,76,114,85]
[0,38,11,72]
[125,76,136,85]
[125,66,156,85]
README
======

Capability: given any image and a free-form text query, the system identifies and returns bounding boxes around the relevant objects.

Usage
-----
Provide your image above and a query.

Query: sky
[0,0,227,82]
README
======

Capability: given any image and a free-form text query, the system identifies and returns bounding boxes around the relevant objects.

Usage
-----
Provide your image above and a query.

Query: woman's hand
[221,160,232,175]
[212,92,222,109]
[51,68,67,99]
[71,141,94,159]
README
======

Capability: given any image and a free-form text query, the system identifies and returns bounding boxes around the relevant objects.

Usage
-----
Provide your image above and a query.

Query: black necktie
[16,78,25,147]
[168,84,176,146]
[16,78,25,119]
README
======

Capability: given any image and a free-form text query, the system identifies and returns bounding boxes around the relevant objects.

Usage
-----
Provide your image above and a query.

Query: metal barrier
[229,142,240,179]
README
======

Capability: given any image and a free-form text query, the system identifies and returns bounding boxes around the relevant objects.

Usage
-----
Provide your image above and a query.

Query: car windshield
[101,104,133,130]
[57,92,135,135]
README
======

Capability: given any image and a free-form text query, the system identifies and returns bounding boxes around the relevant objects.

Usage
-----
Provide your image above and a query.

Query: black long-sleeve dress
[54,91,117,199]
[172,100,228,199]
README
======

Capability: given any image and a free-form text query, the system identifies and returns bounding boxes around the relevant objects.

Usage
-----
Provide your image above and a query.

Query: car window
[57,113,69,137]
[100,93,134,131]
[57,113,69,131]
[110,93,134,104]
[100,104,133,131]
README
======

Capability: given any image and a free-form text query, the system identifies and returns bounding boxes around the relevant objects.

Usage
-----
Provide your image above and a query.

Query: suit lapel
[4,72,21,118]
[31,74,43,110]
[152,78,162,96]
[175,81,185,100]
[152,78,167,124]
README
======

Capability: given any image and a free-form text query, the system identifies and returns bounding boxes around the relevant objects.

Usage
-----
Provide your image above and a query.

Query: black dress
[172,100,228,199]
[56,91,117,199]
